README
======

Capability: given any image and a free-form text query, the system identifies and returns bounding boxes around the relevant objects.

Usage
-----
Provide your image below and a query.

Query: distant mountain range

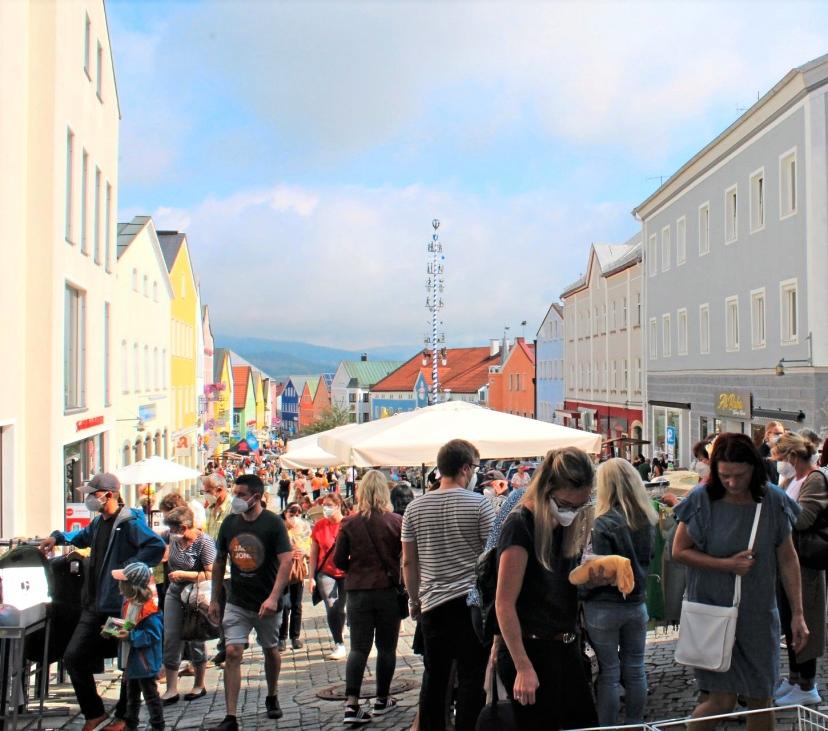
[215,335,417,380]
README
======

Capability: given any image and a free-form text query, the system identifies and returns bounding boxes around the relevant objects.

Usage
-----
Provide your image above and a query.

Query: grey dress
[674,484,798,698]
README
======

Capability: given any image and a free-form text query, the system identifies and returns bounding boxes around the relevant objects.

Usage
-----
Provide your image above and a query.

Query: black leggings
[345,588,401,699]
[779,580,817,680]
[279,582,304,640]
[114,676,164,729]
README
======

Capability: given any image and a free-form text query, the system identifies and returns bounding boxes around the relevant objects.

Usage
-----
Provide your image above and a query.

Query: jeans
[279,582,305,640]
[113,676,164,729]
[163,584,206,669]
[345,588,401,699]
[584,601,649,725]
[64,609,119,719]
[317,573,347,645]
[420,596,488,731]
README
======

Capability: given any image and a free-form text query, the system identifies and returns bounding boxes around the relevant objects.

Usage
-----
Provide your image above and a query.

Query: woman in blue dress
[673,433,807,731]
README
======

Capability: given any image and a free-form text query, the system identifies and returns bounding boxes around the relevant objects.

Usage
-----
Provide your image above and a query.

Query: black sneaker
[291,638,304,650]
[206,715,237,731]
[265,695,283,720]
[343,705,371,725]
[277,639,287,652]
[372,698,397,716]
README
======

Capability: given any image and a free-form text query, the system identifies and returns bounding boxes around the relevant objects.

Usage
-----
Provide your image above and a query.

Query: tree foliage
[298,405,352,436]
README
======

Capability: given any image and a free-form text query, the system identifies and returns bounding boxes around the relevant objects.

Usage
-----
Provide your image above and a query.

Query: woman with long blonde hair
[494,447,598,730]
[332,469,404,724]
[582,458,657,726]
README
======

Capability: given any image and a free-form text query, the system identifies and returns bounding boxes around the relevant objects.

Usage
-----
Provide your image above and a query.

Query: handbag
[180,581,220,641]
[475,659,518,730]
[289,555,309,584]
[795,471,828,570]
[675,502,762,672]
[361,517,409,620]
[311,543,337,606]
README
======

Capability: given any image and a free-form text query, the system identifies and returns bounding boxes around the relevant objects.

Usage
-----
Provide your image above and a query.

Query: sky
[108,0,828,350]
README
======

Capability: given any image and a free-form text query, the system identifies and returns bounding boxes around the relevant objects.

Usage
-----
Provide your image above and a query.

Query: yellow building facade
[210,348,234,457]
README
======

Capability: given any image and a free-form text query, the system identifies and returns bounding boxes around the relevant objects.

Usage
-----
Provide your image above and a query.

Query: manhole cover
[317,678,419,701]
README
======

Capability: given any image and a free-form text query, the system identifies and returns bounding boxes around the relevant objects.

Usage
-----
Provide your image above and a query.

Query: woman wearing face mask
[495,447,599,730]
[309,493,348,659]
[278,503,311,651]
[159,506,216,704]
[770,433,828,706]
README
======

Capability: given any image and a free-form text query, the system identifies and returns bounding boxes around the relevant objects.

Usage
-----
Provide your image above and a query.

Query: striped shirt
[168,532,217,573]
[401,488,495,612]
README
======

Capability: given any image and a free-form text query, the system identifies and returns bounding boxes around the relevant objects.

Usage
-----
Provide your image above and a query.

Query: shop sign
[76,415,104,432]
[175,435,190,458]
[714,389,752,419]
[65,503,92,532]
[138,404,156,422]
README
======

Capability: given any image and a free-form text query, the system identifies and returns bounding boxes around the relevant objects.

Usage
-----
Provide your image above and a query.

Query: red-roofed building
[488,337,536,418]
[370,346,501,419]
[232,364,256,438]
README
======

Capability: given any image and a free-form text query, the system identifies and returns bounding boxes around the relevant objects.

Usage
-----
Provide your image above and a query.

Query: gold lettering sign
[714,390,752,418]
[718,393,745,412]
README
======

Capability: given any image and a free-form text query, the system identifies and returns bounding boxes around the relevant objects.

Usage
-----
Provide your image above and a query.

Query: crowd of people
[35,421,828,730]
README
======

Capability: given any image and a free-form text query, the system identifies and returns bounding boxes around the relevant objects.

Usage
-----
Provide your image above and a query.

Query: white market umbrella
[318,401,603,466]
[113,455,201,484]
[280,423,368,469]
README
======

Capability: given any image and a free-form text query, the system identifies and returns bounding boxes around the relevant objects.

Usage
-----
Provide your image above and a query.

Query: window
[622,297,628,328]
[649,318,658,360]
[143,275,148,297]
[677,308,688,355]
[780,279,799,344]
[750,168,765,232]
[64,284,86,409]
[661,225,671,271]
[611,361,617,391]
[610,301,616,331]
[780,149,797,219]
[121,340,128,393]
[153,281,158,302]
[635,358,642,391]
[133,343,140,392]
[104,302,111,405]
[65,128,74,242]
[622,359,628,391]
[96,41,103,100]
[601,304,607,333]
[725,185,738,244]
[726,296,740,351]
[648,234,657,276]
[635,292,642,326]
[750,288,766,349]
[93,167,101,264]
[105,182,112,272]
[162,349,167,388]
[80,150,89,254]
[132,268,138,291]
[144,346,149,391]
[153,347,159,390]
[699,304,710,355]
[662,314,672,357]
[84,13,91,78]
[676,216,687,265]
[699,202,710,255]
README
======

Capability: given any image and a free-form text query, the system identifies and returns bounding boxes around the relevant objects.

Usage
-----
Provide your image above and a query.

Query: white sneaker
[328,643,347,660]
[773,677,795,700]
[775,684,821,706]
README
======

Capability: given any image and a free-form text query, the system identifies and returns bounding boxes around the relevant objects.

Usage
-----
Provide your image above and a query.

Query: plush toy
[568,555,635,597]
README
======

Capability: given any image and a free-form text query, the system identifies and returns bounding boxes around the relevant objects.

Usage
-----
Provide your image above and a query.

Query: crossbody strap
[360,517,401,586]
[733,502,762,607]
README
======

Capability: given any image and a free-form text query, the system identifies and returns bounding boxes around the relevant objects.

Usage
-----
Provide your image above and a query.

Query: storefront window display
[64,432,106,504]
[651,407,683,468]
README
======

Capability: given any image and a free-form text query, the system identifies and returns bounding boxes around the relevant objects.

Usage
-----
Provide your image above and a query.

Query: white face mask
[551,498,580,527]
[467,470,478,492]
[203,493,217,507]
[168,532,184,542]
[769,434,782,445]
[322,506,335,519]
[231,496,253,514]
[777,460,796,479]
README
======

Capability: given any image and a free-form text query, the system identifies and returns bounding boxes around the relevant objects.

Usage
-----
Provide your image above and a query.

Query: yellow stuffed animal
[568,555,634,597]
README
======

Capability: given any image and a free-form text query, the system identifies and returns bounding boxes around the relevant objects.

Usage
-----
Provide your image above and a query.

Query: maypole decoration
[425,218,446,404]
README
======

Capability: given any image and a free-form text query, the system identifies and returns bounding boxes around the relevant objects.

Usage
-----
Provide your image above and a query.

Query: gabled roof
[116,216,174,298]
[339,361,405,389]
[560,236,642,298]
[233,365,252,409]
[502,338,536,369]
[213,348,231,384]
[306,377,320,401]
[372,347,498,394]
[601,234,642,278]
[156,231,187,272]
[536,302,564,336]
[273,382,285,399]
[285,376,309,397]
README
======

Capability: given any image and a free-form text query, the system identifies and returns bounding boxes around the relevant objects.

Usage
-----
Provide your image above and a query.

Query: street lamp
[775,333,813,376]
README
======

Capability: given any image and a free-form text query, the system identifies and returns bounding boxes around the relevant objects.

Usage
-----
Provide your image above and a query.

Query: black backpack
[475,546,499,643]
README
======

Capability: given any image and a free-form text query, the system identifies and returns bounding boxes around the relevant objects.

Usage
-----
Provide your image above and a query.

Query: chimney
[490,339,500,357]
[360,353,368,362]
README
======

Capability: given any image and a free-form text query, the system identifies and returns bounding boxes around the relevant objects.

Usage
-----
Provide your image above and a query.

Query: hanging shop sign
[76,415,104,432]
[714,389,752,419]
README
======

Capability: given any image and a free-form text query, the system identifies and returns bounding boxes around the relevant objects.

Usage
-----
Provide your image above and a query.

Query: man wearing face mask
[761,421,785,484]
[207,474,293,731]
[402,439,495,731]
[38,473,166,731]
[202,473,232,542]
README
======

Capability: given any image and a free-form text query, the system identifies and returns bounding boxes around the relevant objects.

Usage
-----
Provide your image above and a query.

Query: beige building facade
[0,0,120,536]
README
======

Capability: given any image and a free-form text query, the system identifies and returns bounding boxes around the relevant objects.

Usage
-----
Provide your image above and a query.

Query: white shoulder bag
[674,501,762,673]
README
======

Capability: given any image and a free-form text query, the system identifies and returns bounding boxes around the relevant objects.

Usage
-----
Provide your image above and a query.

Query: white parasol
[113,456,201,484]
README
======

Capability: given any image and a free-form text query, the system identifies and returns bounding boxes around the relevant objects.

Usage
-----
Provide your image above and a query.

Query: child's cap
[111,562,151,587]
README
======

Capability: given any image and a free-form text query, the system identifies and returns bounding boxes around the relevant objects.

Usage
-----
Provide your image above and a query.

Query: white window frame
[635,358,642,391]
[779,148,798,220]
[105,181,112,272]
[84,13,91,79]
[64,283,86,411]
[610,301,616,331]
[662,313,672,357]
[676,216,687,265]
[725,295,740,352]
[648,234,657,276]
[622,296,628,329]
[724,184,738,244]
[635,292,642,327]
[749,167,765,233]
[698,202,710,255]
[65,128,75,243]
[699,303,710,355]
[780,278,799,345]
[648,318,658,360]
[611,361,617,391]
[93,167,101,264]
[750,287,766,350]
[104,301,111,406]
[677,308,688,355]
[96,41,103,101]
[80,149,89,254]
[661,225,671,271]
[121,340,128,393]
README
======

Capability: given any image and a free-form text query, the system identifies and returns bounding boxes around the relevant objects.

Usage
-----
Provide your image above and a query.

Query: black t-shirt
[496,507,578,637]
[278,479,291,495]
[86,513,116,608]
[216,509,292,611]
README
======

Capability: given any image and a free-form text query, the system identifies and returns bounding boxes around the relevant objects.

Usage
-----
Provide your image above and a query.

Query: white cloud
[154,182,634,349]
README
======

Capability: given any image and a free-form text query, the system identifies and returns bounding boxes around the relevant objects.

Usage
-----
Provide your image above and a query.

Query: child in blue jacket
[103,562,164,731]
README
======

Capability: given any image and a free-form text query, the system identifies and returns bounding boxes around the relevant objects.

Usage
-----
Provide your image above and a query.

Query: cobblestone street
[18,599,828,730]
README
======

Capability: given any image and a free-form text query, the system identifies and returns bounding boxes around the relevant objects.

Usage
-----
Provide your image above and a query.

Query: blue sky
[108,0,828,349]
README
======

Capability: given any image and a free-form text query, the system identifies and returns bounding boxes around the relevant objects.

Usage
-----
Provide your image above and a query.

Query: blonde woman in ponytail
[582,458,657,726]
[494,447,598,730]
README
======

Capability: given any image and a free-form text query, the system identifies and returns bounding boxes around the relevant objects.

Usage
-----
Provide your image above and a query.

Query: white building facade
[635,54,828,467]
[0,0,119,536]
